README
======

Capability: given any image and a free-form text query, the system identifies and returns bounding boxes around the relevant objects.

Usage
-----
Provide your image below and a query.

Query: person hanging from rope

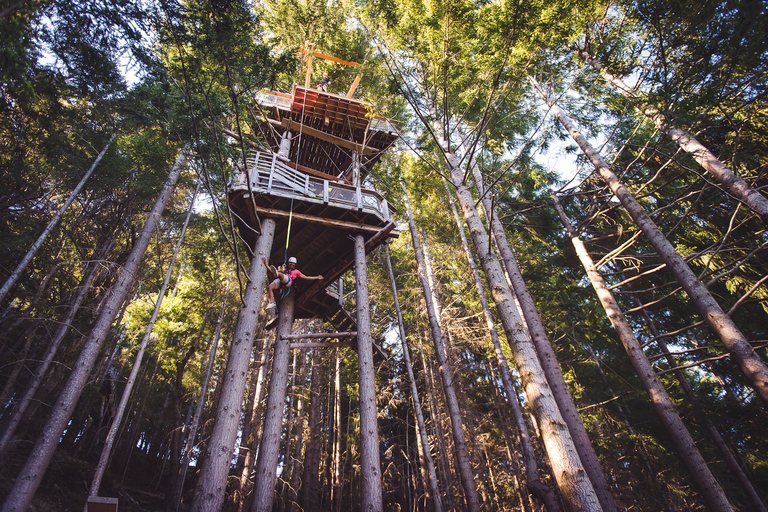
[317,72,331,92]
[261,256,324,310]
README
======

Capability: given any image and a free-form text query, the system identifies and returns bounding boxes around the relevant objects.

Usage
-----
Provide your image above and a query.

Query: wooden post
[190,220,275,512]
[354,234,383,511]
[346,73,363,98]
[252,292,296,512]
[278,131,292,160]
[304,43,314,88]
[353,152,362,210]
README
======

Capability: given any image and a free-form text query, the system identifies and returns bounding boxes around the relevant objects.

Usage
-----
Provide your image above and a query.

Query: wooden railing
[234,151,393,222]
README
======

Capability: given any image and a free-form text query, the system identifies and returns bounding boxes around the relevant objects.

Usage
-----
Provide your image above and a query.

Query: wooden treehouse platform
[228,79,399,352]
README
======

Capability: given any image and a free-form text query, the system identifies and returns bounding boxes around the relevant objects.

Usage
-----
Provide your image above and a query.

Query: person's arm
[298,271,324,281]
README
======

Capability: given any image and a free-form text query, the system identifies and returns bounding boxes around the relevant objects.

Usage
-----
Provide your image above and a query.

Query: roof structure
[254,85,398,182]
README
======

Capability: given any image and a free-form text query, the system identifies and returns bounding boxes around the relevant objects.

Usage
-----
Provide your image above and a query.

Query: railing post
[267,153,276,194]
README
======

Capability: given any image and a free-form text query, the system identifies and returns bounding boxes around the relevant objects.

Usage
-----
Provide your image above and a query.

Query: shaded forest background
[1,0,767,510]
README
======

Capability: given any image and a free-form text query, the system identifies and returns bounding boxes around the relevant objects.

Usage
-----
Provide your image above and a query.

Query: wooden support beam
[297,48,364,69]
[303,43,314,88]
[290,342,355,349]
[253,206,394,235]
[282,332,357,340]
[346,73,363,97]
[280,119,377,156]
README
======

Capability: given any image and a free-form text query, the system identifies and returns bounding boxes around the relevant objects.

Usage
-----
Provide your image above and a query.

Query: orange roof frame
[299,43,365,98]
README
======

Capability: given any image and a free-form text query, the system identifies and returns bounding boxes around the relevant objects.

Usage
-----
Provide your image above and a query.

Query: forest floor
[0,447,172,511]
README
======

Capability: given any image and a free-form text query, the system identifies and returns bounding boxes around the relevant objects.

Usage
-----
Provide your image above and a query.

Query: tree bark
[435,139,603,510]
[0,133,117,306]
[1,147,188,512]
[551,192,734,512]
[401,180,482,512]
[531,77,768,408]
[89,181,200,503]
[190,218,275,512]
[252,291,296,512]
[443,179,561,512]
[576,48,768,225]
[300,348,324,512]
[463,141,617,512]
[384,244,443,512]
[353,233,384,512]
[237,320,272,512]
[174,287,228,510]
[0,237,113,457]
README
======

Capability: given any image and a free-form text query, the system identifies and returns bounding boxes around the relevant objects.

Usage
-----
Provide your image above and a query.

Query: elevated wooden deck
[228,151,398,325]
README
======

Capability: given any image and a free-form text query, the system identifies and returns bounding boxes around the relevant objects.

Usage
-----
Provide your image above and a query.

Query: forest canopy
[1,0,767,511]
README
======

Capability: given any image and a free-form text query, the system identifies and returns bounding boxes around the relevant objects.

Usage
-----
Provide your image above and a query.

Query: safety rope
[282,47,312,267]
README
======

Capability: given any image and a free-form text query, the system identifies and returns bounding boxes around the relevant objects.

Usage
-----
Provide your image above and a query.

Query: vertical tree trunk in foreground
[331,351,343,511]
[443,180,561,512]
[551,192,734,512]
[300,348,324,512]
[252,291,296,512]
[401,180,482,512]
[576,48,768,225]
[191,218,275,512]
[238,322,272,512]
[384,244,443,512]
[0,133,117,305]
[89,181,200,503]
[1,147,188,512]
[463,141,617,512]
[174,287,229,510]
[286,350,308,512]
[435,142,603,510]
[353,233,384,512]
[531,77,768,408]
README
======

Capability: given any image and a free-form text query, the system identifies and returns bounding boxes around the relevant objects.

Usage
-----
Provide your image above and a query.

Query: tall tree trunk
[167,311,208,510]
[331,351,343,511]
[576,47,768,225]
[191,219,275,512]
[551,192,734,512]
[417,332,455,512]
[462,142,617,512]
[432,121,603,509]
[384,244,443,512]
[531,77,768,408]
[0,133,117,305]
[252,292,296,512]
[443,179,560,512]
[300,348,324,512]
[237,318,272,512]
[286,349,308,512]
[353,233,384,512]
[89,181,200,503]
[401,180,482,512]
[1,147,188,512]
[632,296,767,512]
[420,232,493,507]
[174,287,229,510]
[0,236,114,457]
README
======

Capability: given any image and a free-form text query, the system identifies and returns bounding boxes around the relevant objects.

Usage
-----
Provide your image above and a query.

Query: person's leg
[266,281,277,303]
